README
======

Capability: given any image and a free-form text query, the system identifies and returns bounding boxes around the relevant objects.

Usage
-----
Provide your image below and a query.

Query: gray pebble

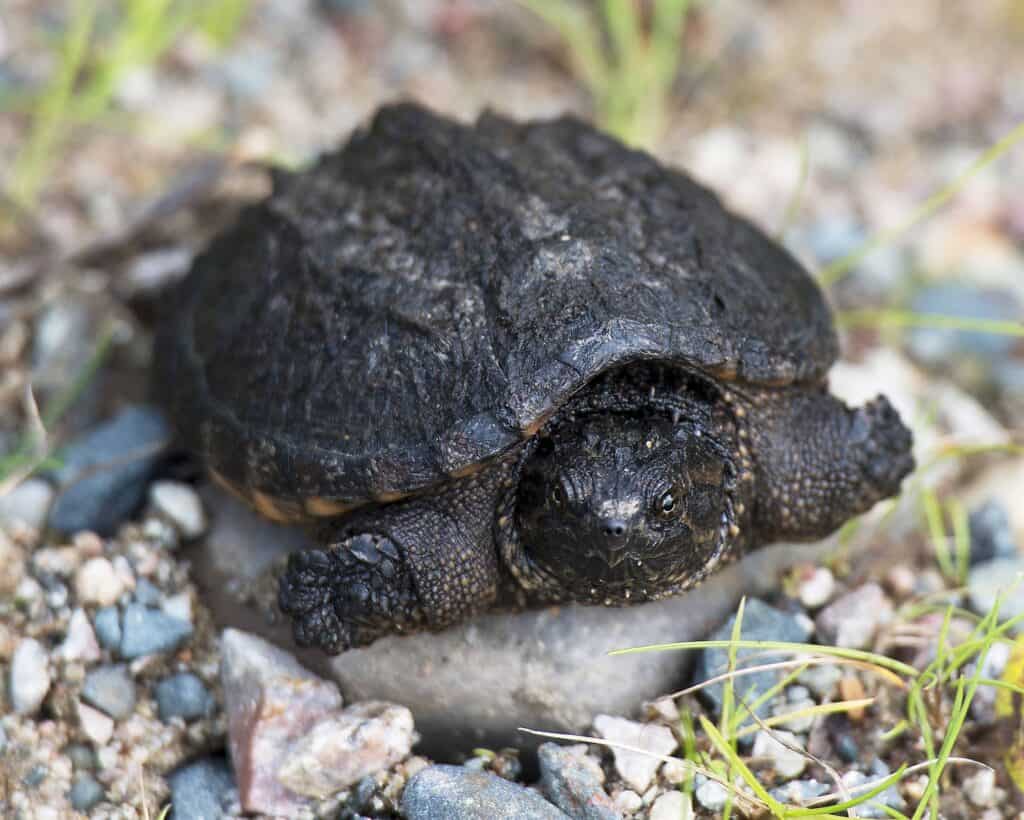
[695,774,729,812]
[48,405,171,536]
[403,764,569,819]
[134,577,162,606]
[968,555,1024,627]
[149,480,207,539]
[81,665,136,720]
[65,743,97,771]
[155,673,214,722]
[969,500,1017,566]
[693,598,813,720]
[0,478,54,532]
[69,775,105,811]
[120,603,192,659]
[93,606,121,649]
[770,778,830,805]
[538,743,618,820]
[24,763,47,787]
[168,757,234,820]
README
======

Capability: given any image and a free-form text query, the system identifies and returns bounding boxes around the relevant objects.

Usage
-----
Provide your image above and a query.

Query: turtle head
[516,411,736,602]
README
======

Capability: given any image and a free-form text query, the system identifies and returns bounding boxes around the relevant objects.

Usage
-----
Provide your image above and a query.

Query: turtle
[155,102,914,654]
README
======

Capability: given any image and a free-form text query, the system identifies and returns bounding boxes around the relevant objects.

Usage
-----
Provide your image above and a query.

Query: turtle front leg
[278,467,508,653]
[736,387,914,543]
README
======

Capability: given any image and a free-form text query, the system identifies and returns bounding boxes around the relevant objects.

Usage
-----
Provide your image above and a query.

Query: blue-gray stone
[538,743,618,820]
[403,765,569,820]
[48,406,171,536]
[81,665,136,719]
[969,499,1017,566]
[168,757,234,820]
[155,673,214,722]
[69,775,104,811]
[134,577,162,606]
[119,603,192,659]
[907,284,1021,365]
[693,598,813,721]
[93,606,121,650]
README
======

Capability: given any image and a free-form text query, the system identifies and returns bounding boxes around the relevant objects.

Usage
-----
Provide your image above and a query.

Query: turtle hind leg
[277,465,509,653]
[740,387,914,544]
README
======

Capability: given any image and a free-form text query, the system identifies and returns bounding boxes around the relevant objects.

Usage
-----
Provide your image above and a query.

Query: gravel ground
[2,1,1024,818]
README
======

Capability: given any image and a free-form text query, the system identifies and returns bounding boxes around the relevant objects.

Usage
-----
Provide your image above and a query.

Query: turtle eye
[551,485,566,507]
[657,490,677,517]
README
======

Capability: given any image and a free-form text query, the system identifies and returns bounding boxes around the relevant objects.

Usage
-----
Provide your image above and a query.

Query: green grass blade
[837,309,1024,336]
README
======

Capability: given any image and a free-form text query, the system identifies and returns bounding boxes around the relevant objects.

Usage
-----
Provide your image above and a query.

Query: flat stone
[10,637,51,715]
[192,485,838,758]
[48,405,171,536]
[150,480,206,539]
[693,598,813,721]
[77,701,114,745]
[168,757,235,820]
[402,764,568,820]
[155,673,215,722]
[538,742,618,820]
[649,791,693,820]
[592,715,676,793]
[814,584,892,649]
[120,603,193,658]
[69,775,105,812]
[93,606,121,649]
[81,665,136,719]
[221,628,342,816]
[695,776,729,812]
[277,701,415,797]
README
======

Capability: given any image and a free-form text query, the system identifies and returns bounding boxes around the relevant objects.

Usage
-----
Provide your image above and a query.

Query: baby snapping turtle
[156,103,913,653]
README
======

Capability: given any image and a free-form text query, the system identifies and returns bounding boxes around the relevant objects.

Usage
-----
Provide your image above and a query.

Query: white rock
[149,481,207,539]
[10,638,51,714]
[752,729,807,780]
[78,700,115,745]
[612,789,643,814]
[74,557,124,607]
[650,790,694,820]
[277,701,416,797]
[814,583,893,650]
[963,768,997,807]
[162,591,193,624]
[695,776,729,811]
[660,758,689,785]
[798,567,835,609]
[592,715,677,793]
[0,478,54,531]
[58,608,101,663]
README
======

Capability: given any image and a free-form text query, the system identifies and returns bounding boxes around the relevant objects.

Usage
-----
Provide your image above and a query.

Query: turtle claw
[278,535,422,654]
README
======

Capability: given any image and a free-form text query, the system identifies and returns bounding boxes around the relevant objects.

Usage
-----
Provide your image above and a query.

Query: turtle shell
[155,103,838,518]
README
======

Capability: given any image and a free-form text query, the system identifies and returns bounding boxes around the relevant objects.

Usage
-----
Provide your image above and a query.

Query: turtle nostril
[602,518,628,539]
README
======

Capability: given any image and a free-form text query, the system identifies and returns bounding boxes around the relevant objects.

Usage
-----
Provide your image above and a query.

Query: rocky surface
[402,764,570,820]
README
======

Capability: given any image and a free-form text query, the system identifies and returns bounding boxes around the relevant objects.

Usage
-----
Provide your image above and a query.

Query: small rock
[0,478,54,532]
[963,768,997,807]
[69,775,104,812]
[649,791,693,820]
[155,673,215,722]
[150,480,206,539]
[168,757,235,820]
[660,758,689,785]
[769,778,830,805]
[538,742,618,820]
[752,729,807,779]
[0,530,26,595]
[133,577,162,606]
[884,565,916,599]
[81,665,136,719]
[66,743,97,771]
[78,700,115,746]
[74,557,124,607]
[814,584,892,649]
[694,598,814,720]
[968,555,1024,625]
[592,715,677,793]
[48,405,171,536]
[695,775,729,812]
[277,701,415,797]
[970,641,1012,725]
[93,606,121,649]
[825,714,860,763]
[58,608,101,663]
[772,693,816,734]
[10,637,51,714]
[611,790,642,814]
[842,762,905,818]
[907,284,1021,366]
[120,603,193,658]
[221,628,342,815]
[838,676,867,720]
[162,591,193,624]
[797,567,835,609]
[402,764,568,819]
[969,500,1017,566]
